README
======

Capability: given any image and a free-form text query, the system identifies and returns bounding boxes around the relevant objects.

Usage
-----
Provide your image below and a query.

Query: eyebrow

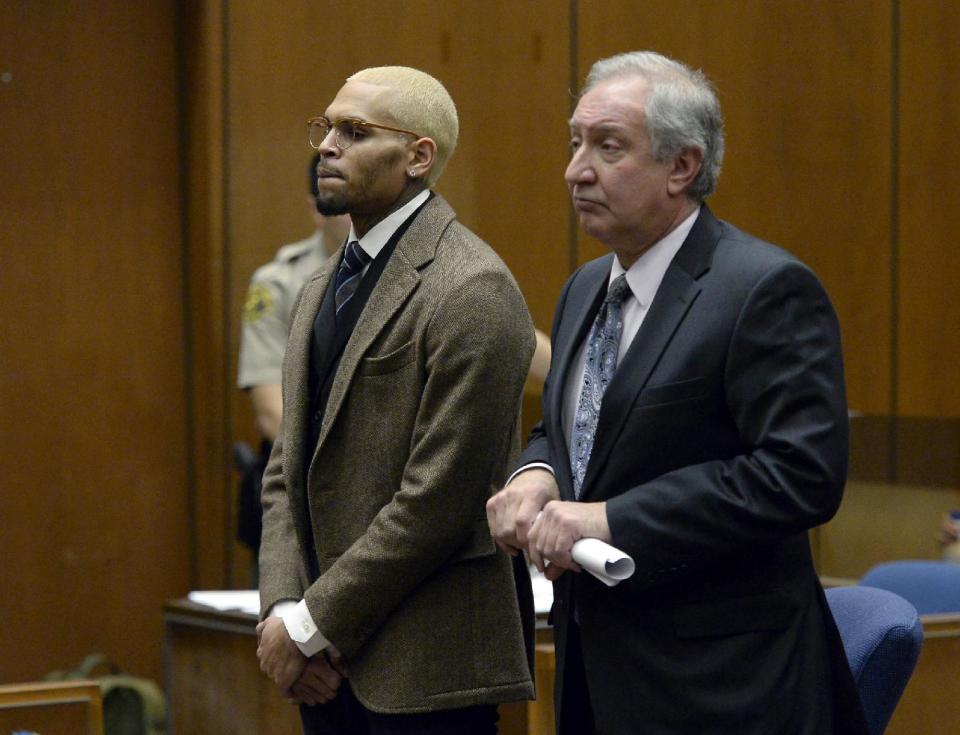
[326,113,367,122]
[569,121,629,136]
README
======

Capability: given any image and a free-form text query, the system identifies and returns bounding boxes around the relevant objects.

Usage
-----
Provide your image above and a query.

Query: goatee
[315,193,351,216]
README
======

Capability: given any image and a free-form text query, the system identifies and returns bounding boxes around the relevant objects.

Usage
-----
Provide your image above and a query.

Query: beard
[315,149,405,218]
[314,189,352,216]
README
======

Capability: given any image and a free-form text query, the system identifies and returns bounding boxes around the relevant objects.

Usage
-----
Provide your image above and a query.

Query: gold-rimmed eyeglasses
[307,116,422,150]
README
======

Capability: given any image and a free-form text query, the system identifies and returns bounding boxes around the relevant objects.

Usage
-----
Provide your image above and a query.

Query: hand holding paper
[532,509,636,587]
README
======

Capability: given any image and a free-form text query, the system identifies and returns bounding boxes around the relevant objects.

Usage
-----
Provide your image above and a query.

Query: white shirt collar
[348,190,431,260]
[610,206,701,307]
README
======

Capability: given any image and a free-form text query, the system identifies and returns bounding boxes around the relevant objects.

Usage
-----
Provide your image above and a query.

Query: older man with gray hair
[256,65,535,734]
[488,50,869,734]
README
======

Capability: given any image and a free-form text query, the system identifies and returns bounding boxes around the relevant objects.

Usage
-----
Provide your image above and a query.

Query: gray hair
[583,51,724,201]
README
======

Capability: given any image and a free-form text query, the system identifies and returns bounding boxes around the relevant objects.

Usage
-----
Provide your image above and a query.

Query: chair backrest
[826,586,923,735]
[860,560,960,614]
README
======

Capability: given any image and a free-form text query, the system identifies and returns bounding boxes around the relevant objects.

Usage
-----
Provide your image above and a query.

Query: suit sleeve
[605,260,848,581]
[258,286,310,618]
[302,266,535,657]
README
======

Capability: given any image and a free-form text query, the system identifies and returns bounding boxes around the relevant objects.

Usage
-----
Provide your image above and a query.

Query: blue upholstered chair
[826,586,922,735]
[860,560,960,614]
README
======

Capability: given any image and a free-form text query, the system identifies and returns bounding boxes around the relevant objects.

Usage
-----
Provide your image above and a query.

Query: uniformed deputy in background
[239,154,352,442]
[235,155,351,559]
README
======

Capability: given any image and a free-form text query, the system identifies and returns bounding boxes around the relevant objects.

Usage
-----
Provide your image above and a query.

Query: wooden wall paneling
[180,0,234,590]
[0,2,188,684]
[897,0,960,418]
[817,481,960,579]
[575,1,894,415]
[430,1,572,333]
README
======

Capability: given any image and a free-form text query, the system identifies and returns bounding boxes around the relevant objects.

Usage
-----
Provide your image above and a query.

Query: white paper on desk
[571,538,635,587]
[188,589,261,615]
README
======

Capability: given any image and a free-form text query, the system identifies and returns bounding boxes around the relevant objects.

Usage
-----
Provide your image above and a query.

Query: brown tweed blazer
[259,195,536,714]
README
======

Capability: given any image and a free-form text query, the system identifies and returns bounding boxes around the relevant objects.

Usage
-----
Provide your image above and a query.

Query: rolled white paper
[571,537,636,587]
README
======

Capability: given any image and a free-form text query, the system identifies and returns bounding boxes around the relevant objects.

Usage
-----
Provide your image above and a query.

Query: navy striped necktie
[334,240,371,316]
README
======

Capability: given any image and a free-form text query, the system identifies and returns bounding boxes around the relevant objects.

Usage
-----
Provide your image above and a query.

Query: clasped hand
[256,616,347,706]
[486,468,610,580]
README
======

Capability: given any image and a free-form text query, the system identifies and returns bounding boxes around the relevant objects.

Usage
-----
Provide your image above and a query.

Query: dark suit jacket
[518,206,868,734]
[259,195,536,714]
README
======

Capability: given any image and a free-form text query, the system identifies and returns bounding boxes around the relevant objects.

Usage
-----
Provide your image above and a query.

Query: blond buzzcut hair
[348,66,459,186]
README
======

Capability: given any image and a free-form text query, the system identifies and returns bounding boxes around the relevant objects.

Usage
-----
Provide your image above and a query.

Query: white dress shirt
[272,189,432,658]
[513,206,700,484]
[350,189,431,265]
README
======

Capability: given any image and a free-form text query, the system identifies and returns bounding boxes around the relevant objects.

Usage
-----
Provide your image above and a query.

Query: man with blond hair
[256,66,535,734]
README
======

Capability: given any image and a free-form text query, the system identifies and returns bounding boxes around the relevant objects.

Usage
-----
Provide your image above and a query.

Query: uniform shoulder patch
[243,283,274,323]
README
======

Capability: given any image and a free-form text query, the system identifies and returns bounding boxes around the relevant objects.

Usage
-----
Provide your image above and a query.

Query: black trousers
[299,682,499,735]
[558,620,596,735]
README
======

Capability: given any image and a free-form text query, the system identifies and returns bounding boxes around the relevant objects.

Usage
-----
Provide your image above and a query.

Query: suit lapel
[578,206,722,500]
[315,195,455,451]
[283,251,341,517]
[550,258,610,500]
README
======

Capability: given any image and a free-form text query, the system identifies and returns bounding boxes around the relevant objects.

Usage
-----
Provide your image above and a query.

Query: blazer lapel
[315,195,455,451]
[578,206,722,500]
[283,251,341,519]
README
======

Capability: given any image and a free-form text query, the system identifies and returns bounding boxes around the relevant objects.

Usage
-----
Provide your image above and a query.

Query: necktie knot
[605,274,631,305]
[344,240,370,272]
[335,241,372,315]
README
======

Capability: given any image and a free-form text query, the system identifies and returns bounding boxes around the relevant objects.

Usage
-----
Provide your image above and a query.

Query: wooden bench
[0,680,103,735]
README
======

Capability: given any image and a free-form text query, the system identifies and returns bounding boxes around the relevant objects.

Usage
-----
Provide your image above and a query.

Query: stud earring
[408,169,417,177]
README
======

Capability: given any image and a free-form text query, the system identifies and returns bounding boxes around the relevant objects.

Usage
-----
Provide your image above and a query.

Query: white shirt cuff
[506,462,555,487]
[269,600,297,618]
[279,599,330,658]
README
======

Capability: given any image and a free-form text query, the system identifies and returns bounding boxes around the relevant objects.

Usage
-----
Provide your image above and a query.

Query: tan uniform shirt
[237,231,331,388]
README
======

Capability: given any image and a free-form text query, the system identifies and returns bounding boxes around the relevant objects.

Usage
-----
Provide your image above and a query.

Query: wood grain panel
[888,614,960,735]
[575,1,894,414]
[897,0,960,417]
[180,0,233,589]
[165,613,301,734]
[0,681,103,735]
[0,1,188,684]
[816,481,959,579]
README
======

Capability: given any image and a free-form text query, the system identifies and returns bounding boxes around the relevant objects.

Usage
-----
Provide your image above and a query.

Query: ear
[667,146,704,197]
[406,137,438,179]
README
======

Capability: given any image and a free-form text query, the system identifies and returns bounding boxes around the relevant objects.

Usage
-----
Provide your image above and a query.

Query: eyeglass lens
[309,119,359,150]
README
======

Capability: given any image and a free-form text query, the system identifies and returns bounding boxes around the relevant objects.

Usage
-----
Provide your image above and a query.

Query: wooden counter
[163,598,552,735]
[164,599,300,735]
